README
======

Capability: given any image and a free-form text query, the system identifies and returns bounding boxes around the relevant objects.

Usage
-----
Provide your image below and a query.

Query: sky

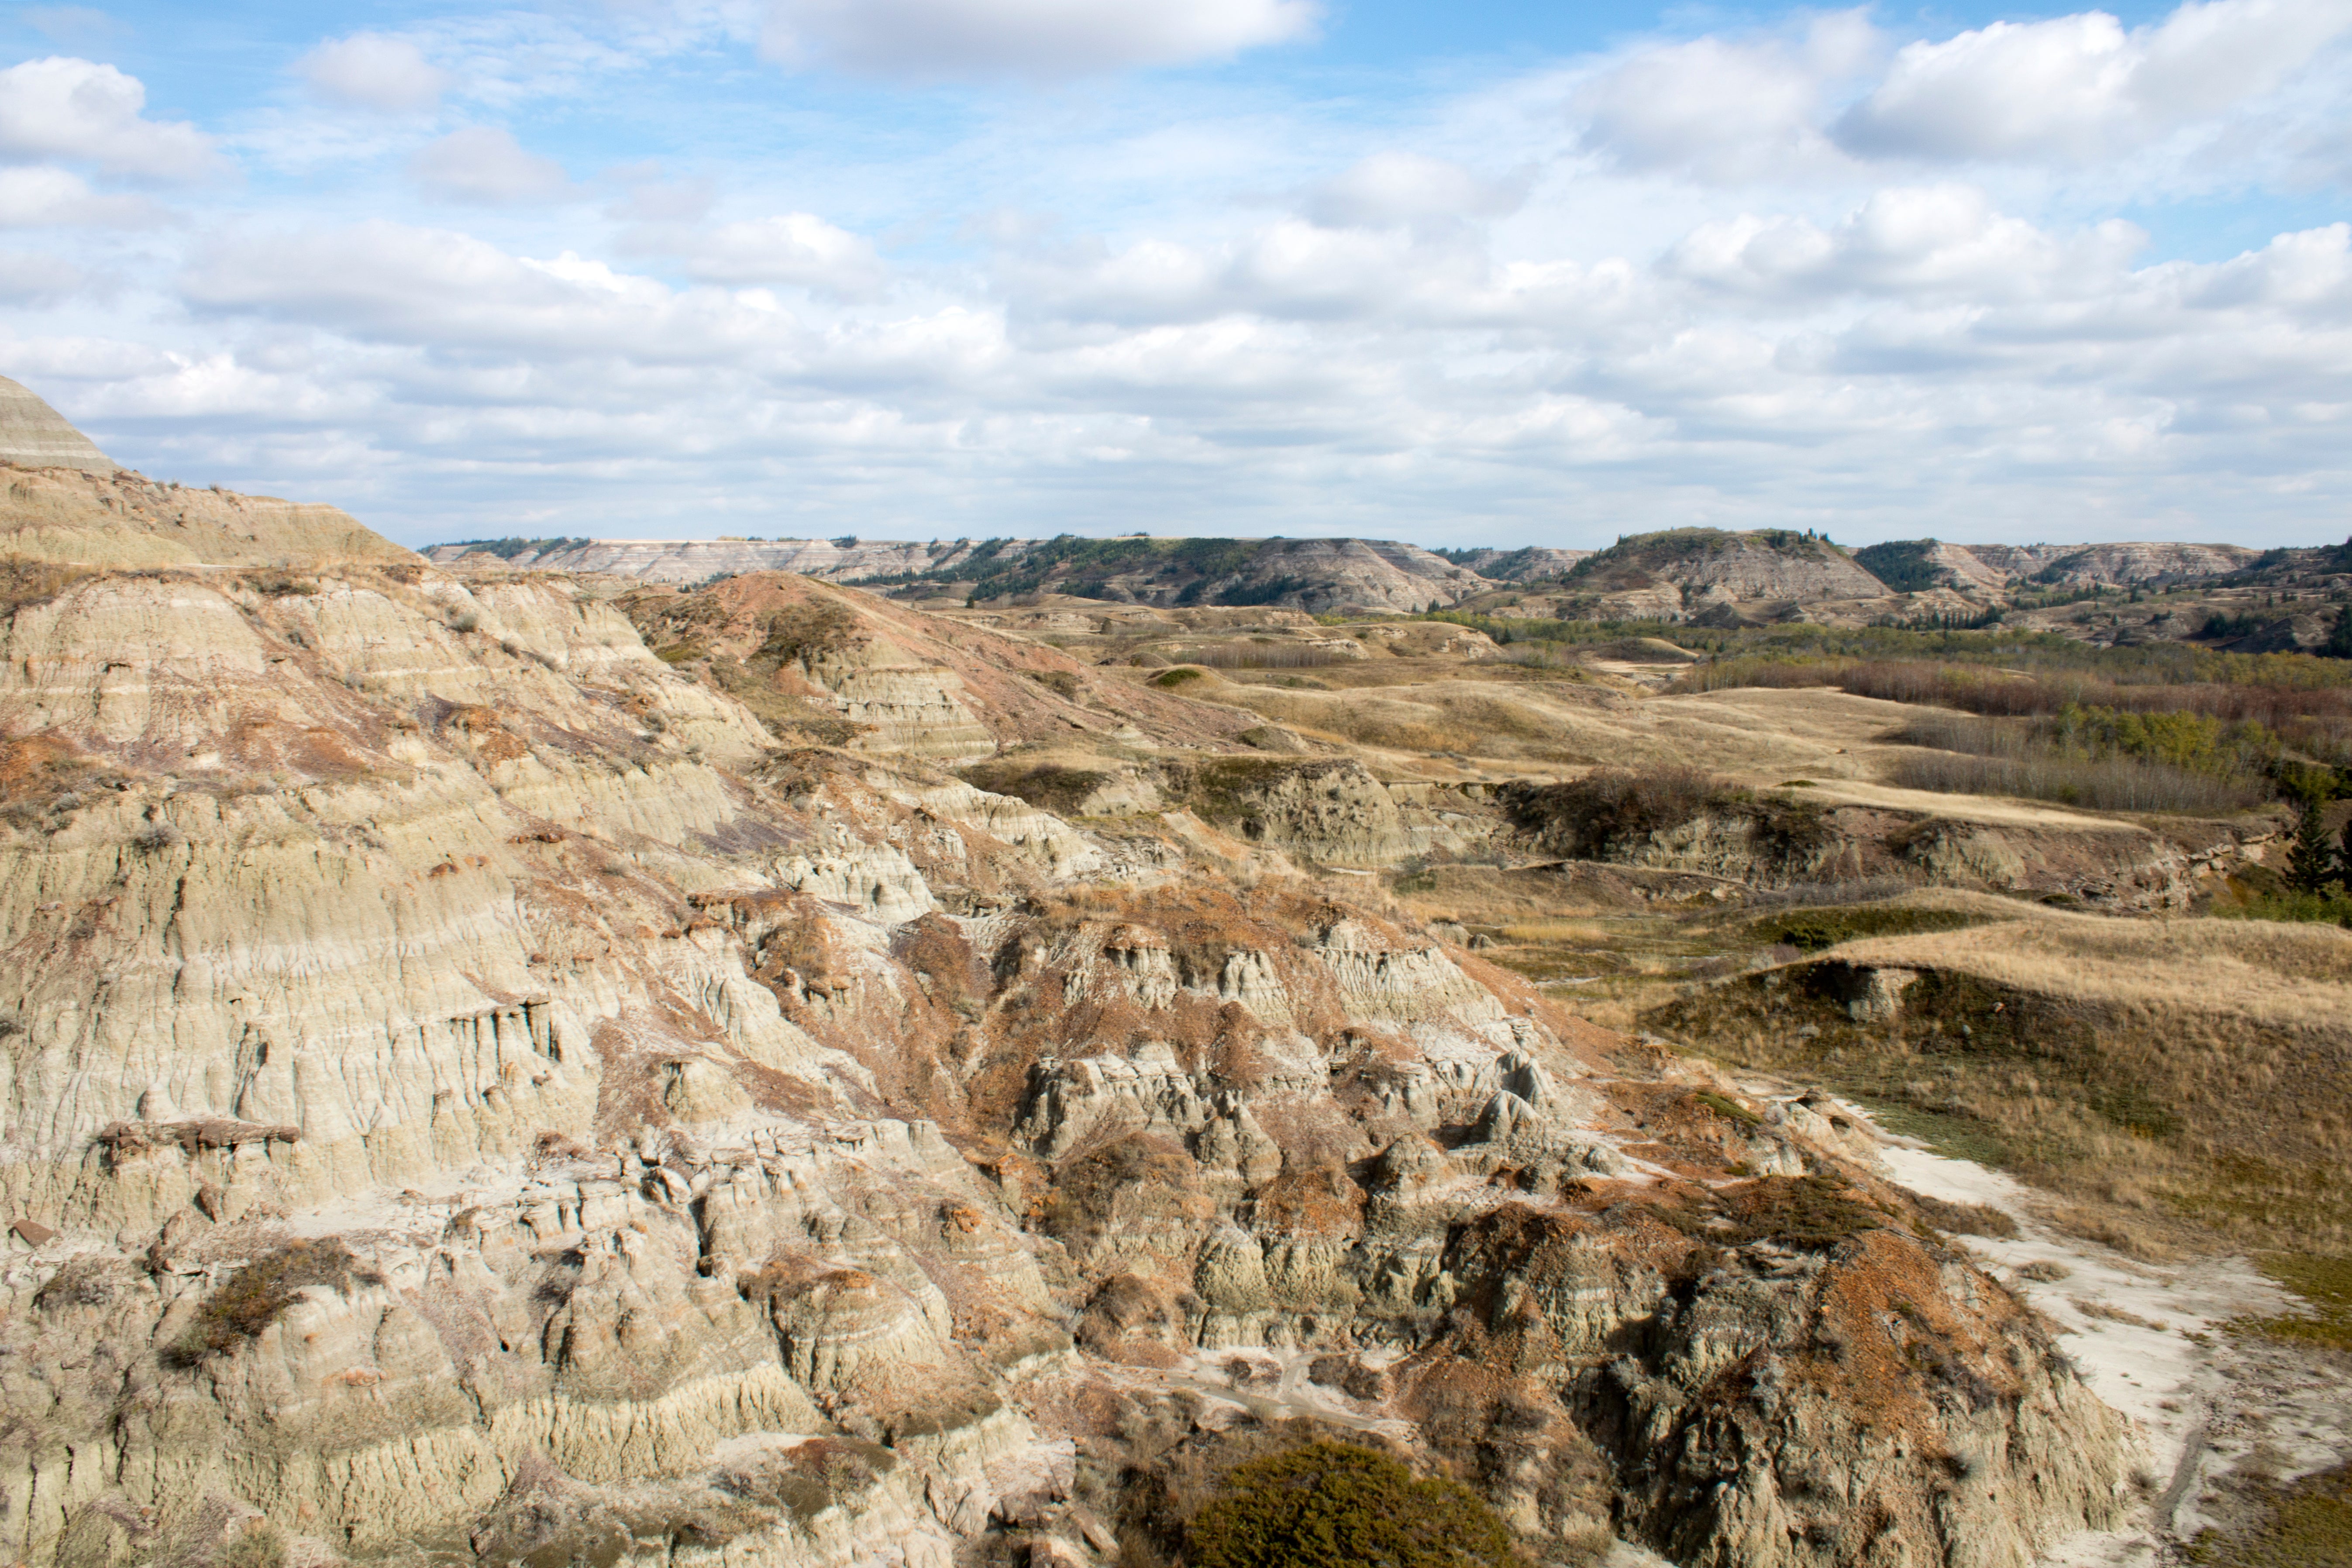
[0,0,2348,550]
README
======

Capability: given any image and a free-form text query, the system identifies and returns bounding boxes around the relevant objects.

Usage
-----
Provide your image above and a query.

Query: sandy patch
[1860,1124,2352,1566]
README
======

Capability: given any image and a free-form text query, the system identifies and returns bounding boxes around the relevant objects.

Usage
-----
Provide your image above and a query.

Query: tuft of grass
[1692,1090,1762,1126]
[1910,1191,2021,1239]
[2244,1253,2352,1355]
[2187,1462,2352,1567]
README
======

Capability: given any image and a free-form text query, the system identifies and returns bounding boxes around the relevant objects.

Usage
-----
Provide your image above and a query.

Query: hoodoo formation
[1,378,2347,1568]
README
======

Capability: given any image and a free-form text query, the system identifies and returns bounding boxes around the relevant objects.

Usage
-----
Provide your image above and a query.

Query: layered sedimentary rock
[3,480,2134,1568]
[0,375,116,475]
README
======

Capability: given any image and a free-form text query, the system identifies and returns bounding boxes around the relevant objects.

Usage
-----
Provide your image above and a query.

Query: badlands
[5,375,2352,1568]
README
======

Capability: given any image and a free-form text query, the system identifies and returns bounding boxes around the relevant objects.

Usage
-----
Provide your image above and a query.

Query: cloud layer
[759,0,1320,78]
[2,0,2348,548]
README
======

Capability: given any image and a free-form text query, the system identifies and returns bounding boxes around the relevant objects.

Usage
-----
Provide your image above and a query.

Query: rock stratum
[0,458,2143,1568]
[0,378,116,477]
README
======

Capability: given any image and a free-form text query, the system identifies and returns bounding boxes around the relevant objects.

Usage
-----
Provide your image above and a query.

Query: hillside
[427,533,1486,616]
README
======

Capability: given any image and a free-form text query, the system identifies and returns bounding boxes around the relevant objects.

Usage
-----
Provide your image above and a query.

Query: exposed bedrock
[0,554,2132,1568]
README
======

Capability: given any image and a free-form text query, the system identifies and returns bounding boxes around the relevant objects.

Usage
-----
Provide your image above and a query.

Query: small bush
[131,823,183,853]
[165,1238,376,1365]
[1186,1441,1516,1568]
[752,598,864,671]
[448,609,481,633]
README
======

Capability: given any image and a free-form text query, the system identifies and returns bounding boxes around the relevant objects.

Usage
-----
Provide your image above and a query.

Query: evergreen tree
[2286,796,2339,894]
[2324,604,2352,661]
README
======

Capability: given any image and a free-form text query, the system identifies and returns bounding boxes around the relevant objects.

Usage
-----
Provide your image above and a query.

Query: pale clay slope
[0,375,115,475]
[1,547,2135,1568]
[1866,1132,2350,1568]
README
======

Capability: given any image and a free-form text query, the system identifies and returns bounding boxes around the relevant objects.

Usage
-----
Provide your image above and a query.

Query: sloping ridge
[0,376,412,571]
[0,375,116,475]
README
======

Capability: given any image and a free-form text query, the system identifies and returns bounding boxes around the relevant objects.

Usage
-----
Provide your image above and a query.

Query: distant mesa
[0,375,117,475]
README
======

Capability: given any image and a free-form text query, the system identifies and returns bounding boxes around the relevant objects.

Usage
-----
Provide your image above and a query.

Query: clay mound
[0,375,116,475]
[1,464,413,570]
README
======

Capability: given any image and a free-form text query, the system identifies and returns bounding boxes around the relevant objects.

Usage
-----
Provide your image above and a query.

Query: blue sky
[1,0,2347,549]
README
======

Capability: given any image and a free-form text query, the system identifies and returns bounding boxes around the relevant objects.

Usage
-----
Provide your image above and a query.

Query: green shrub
[1186,1441,1516,1568]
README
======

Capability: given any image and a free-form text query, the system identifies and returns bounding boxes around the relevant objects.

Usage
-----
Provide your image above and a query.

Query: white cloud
[0,248,85,303]
[410,127,574,204]
[759,0,1319,79]
[1838,0,2352,162]
[1574,12,1879,182]
[1306,153,1526,228]
[671,214,886,298]
[0,165,165,226]
[179,220,797,363]
[299,33,453,113]
[1666,186,2147,303]
[0,56,217,179]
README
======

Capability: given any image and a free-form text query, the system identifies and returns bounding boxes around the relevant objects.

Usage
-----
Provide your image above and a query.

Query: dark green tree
[2286,797,2341,894]
[2324,604,2352,661]
[1186,1442,1517,1568]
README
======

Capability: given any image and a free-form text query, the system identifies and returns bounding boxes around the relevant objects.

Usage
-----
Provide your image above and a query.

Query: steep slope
[0,375,116,475]
[1561,530,1889,621]
[1964,542,2257,586]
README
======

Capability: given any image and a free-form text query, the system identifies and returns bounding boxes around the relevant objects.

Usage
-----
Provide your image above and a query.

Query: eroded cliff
[0,544,2133,1568]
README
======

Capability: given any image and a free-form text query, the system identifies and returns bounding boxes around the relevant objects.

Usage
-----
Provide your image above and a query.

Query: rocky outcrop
[432,536,1483,618]
[1961,542,2256,587]
[0,375,115,474]
[1566,530,1890,616]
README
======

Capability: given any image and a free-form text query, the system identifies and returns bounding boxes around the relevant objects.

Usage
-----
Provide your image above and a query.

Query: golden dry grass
[1644,907,2352,1249]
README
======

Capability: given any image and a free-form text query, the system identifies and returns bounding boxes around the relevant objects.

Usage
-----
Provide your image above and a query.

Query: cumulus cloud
[760,0,1319,79]
[1838,0,2352,162]
[1305,153,1527,228]
[670,214,887,298]
[410,127,575,205]
[179,220,797,363]
[1574,11,1879,182]
[1666,186,2147,303]
[0,57,216,179]
[0,165,165,226]
[299,32,452,113]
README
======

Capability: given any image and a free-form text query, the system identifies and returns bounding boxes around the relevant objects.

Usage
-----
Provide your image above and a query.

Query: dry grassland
[1643,905,2352,1251]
